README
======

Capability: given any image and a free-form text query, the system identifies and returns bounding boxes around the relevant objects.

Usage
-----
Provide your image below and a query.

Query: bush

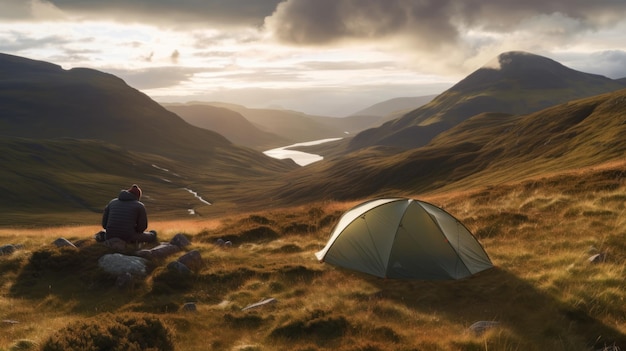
[40,313,174,351]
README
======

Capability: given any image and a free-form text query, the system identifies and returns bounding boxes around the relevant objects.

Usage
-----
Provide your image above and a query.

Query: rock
[167,261,192,275]
[181,302,197,313]
[98,253,148,276]
[53,238,76,248]
[588,253,606,264]
[136,243,181,259]
[242,298,277,311]
[0,244,17,255]
[104,237,127,251]
[215,238,225,246]
[170,233,191,248]
[469,321,500,336]
[177,250,203,271]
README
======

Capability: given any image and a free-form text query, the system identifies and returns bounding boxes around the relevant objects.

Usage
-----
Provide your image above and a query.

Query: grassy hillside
[1,161,624,350]
[271,88,626,205]
[163,104,293,150]
[348,51,626,150]
[0,137,297,226]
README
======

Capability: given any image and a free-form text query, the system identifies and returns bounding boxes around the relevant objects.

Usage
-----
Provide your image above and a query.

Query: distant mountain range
[347,51,626,151]
[1,51,625,222]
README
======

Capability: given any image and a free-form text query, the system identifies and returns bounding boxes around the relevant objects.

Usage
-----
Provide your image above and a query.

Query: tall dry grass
[1,164,625,351]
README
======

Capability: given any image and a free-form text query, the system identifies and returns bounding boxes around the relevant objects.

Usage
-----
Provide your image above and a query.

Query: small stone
[52,238,76,248]
[170,233,191,247]
[469,321,500,336]
[0,244,17,255]
[588,253,606,264]
[182,302,197,313]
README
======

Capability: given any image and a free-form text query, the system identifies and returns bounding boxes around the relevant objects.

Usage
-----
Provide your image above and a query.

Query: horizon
[1,1,626,116]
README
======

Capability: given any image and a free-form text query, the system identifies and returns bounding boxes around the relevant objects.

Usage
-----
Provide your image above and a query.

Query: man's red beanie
[128,184,142,200]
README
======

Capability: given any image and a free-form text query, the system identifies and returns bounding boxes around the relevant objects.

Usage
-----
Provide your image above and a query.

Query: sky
[1,0,626,117]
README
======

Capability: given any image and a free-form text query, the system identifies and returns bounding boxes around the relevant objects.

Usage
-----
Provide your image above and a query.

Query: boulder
[167,261,192,275]
[115,272,135,290]
[177,250,203,271]
[98,253,148,276]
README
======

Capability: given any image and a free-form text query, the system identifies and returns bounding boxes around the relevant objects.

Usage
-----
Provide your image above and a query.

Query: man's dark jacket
[102,190,148,241]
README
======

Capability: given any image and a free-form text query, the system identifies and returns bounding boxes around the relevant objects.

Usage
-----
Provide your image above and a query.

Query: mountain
[347,51,626,151]
[0,53,297,218]
[349,95,437,117]
[268,88,626,204]
[163,103,292,150]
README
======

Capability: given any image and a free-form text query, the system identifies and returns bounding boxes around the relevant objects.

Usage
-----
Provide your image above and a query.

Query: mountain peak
[481,51,563,71]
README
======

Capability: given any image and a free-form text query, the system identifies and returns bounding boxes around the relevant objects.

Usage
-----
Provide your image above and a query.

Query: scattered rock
[0,244,17,255]
[177,250,202,271]
[588,253,607,264]
[136,243,181,259]
[52,238,76,248]
[215,238,232,247]
[181,302,197,313]
[242,298,277,311]
[469,321,500,336]
[170,233,191,248]
[98,253,148,276]
[2,319,19,324]
[167,261,192,275]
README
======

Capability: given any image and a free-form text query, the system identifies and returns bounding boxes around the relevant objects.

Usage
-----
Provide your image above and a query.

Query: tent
[315,198,493,280]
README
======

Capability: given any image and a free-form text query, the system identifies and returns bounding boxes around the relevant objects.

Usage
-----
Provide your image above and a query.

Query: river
[263,137,342,166]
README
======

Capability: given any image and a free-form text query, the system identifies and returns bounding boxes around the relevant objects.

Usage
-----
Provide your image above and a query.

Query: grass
[1,164,625,350]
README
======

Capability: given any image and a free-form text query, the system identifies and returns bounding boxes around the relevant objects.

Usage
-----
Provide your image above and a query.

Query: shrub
[40,313,174,351]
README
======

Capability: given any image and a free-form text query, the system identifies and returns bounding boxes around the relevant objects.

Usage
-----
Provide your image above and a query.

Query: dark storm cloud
[265,0,626,46]
[1,0,284,27]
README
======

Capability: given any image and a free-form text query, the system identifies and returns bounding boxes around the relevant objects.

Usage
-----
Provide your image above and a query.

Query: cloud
[265,0,626,45]
[104,66,202,90]
[10,0,284,28]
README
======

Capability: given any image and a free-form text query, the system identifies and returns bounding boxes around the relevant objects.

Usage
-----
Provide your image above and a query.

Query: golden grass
[1,164,625,350]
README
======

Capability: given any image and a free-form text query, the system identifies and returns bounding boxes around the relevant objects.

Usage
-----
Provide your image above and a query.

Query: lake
[263,137,342,166]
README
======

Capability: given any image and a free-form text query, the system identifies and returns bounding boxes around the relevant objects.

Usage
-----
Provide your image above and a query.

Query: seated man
[99,184,157,244]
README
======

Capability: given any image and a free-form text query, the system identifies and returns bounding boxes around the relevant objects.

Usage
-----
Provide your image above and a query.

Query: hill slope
[348,51,626,151]
[270,88,626,203]
[0,53,297,220]
[163,103,292,150]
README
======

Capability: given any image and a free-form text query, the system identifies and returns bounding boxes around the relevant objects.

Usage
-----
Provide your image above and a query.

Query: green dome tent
[315,198,493,280]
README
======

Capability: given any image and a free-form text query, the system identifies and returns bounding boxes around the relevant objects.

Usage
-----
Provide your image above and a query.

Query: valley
[0,50,625,350]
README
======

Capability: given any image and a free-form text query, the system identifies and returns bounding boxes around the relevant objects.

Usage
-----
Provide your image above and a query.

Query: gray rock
[167,261,192,275]
[242,298,277,311]
[53,238,76,248]
[177,250,202,271]
[0,244,17,255]
[98,253,148,276]
[588,253,607,264]
[182,302,197,313]
[469,321,500,336]
[170,233,191,248]
[136,243,180,259]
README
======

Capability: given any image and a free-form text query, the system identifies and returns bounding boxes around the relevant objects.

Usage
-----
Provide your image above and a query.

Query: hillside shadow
[368,267,625,350]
